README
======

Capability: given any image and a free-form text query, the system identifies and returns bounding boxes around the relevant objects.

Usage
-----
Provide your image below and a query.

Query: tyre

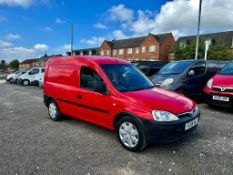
[116,116,147,152]
[9,78,14,84]
[23,79,30,86]
[48,99,63,121]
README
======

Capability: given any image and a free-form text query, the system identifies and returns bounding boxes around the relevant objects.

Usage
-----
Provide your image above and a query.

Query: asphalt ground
[0,82,233,175]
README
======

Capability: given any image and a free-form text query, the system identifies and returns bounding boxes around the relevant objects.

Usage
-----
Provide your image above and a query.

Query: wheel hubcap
[24,81,28,85]
[119,122,139,148]
[49,103,57,119]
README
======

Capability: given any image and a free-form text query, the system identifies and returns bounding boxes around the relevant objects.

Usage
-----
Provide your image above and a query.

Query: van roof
[48,56,129,65]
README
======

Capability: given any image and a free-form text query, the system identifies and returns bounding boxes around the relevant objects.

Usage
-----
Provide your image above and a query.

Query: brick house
[19,58,38,69]
[176,31,233,54]
[34,54,62,67]
[99,33,175,62]
[67,48,98,56]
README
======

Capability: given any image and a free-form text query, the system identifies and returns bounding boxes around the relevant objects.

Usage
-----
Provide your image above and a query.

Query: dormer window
[231,37,233,48]
[180,41,187,48]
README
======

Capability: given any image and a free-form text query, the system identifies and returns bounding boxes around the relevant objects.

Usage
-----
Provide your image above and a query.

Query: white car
[18,67,45,86]
[6,69,27,83]
[34,72,44,87]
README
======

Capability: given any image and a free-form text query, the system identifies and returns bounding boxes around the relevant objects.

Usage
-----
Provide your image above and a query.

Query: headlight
[207,78,213,88]
[152,110,179,121]
[160,78,174,87]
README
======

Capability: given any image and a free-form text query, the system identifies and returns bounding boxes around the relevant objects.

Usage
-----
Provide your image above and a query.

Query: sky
[0,0,233,62]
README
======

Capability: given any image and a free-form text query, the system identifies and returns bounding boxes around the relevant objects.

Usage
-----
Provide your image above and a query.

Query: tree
[9,59,19,69]
[172,41,233,60]
[0,60,6,69]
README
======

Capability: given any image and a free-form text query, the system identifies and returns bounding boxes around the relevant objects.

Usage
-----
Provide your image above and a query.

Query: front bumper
[140,112,200,143]
[204,92,233,108]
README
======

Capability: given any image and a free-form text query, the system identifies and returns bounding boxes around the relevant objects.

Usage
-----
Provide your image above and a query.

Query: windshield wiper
[131,86,154,91]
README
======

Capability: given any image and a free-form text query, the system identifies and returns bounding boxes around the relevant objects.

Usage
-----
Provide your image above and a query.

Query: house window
[150,45,156,52]
[135,58,139,61]
[100,50,104,56]
[142,46,146,53]
[150,58,155,61]
[106,50,110,55]
[127,48,132,54]
[119,49,124,55]
[136,47,139,54]
[180,41,187,48]
[231,37,233,48]
[141,58,145,61]
[113,50,117,56]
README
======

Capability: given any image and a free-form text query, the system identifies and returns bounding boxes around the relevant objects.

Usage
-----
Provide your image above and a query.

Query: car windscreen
[220,61,233,75]
[100,64,154,92]
[158,61,194,75]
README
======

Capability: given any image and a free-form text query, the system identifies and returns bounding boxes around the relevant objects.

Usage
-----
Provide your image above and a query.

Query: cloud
[0,15,6,22]
[94,23,107,29]
[112,30,128,40]
[80,36,105,45]
[108,4,134,22]
[0,40,12,47]
[4,33,21,40]
[0,43,50,61]
[40,26,53,32]
[33,44,49,51]
[57,44,71,51]
[55,18,66,24]
[0,0,35,8]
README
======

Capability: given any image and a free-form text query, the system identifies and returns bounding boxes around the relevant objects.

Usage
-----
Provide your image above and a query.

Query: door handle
[77,94,82,99]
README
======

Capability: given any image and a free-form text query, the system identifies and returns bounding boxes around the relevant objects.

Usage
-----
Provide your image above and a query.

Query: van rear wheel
[9,78,14,83]
[116,116,147,152]
[48,99,63,121]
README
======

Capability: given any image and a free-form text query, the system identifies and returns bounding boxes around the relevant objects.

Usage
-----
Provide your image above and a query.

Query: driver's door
[28,68,40,81]
[74,66,113,126]
[184,61,207,96]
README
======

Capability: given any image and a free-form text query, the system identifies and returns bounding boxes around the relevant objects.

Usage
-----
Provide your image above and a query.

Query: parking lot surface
[0,82,233,175]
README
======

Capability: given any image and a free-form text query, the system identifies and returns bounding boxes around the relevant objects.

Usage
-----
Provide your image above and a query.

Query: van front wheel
[48,99,63,121]
[23,80,30,86]
[116,116,147,152]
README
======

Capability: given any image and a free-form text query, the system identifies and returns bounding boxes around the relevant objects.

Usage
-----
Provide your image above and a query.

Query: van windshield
[158,61,194,75]
[220,61,233,75]
[101,64,154,92]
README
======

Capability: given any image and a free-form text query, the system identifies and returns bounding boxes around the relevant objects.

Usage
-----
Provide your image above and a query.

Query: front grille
[212,86,233,92]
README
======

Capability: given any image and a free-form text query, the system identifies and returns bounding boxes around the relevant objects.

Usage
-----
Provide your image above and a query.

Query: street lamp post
[71,24,74,56]
[195,0,203,60]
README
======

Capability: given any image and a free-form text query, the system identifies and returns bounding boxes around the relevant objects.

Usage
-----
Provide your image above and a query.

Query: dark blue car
[150,60,228,99]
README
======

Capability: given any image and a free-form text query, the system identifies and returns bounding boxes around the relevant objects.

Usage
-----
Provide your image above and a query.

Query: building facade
[99,33,175,62]
[176,31,233,53]
[19,59,38,69]
[67,48,98,56]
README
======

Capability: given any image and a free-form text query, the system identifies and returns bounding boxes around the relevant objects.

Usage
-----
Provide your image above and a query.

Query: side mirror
[188,69,195,77]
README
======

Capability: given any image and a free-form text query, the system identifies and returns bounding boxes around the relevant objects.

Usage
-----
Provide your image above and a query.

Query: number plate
[185,118,198,130]
[213,95,229,102]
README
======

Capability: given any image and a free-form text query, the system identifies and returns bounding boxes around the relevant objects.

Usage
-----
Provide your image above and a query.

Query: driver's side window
[80,66,107,93]
[189,62,206,77]
[29,68,39,75]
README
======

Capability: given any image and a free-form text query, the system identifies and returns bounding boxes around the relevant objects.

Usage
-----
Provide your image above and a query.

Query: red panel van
[44,56,200,151]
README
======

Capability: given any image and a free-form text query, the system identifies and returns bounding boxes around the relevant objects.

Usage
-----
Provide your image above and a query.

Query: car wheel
[48,99,63,121]
[116,116,147,152]
[9,78,14,83]
[23,80,30,86]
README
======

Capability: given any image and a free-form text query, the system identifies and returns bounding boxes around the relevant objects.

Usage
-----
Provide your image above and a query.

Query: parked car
[150,60,227,99]
[6,69,27,83]
[33,72,44,87]
[18,67,45,86]
[204,61,233,108]
[44,56,200,152]
[137,61,167,77]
